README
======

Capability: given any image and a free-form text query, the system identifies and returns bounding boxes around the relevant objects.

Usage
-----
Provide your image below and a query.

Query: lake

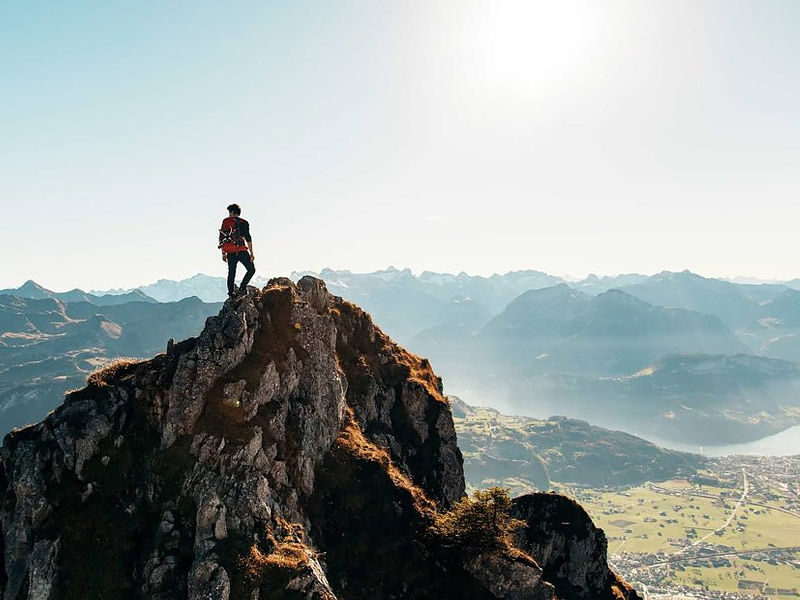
[640,424,800,457]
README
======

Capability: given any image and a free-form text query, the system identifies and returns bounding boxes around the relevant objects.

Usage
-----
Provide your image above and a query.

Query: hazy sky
[2,1,800,290]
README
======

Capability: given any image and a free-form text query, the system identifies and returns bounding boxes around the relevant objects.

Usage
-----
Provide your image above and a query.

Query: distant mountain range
[78,267,800,342]
[0,290,220,434]
[0,280,157,305]
[90,267,562,340]
[91,273,271,303]
[6,268,800,445]
[500,353,800,446]
[410,281,800,445]
[476,285,747,375]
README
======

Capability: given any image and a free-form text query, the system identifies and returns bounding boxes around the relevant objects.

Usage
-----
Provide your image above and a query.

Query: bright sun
[460,1,593,92]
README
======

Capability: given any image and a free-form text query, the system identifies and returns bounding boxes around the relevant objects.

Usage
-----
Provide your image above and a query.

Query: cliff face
[0,277,638,600]
[512,494,637,600]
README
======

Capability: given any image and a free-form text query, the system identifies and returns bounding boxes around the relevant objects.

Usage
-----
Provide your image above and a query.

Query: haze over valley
[5,267,800,451]
[3,271,799,600]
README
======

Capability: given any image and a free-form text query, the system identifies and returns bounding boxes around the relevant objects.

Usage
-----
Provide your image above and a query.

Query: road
[671,468,748,555]
[650,471,800,521]
[638,545,800,568]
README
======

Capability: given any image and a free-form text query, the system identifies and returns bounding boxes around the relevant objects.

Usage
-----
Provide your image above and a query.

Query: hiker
[219,203,256,298]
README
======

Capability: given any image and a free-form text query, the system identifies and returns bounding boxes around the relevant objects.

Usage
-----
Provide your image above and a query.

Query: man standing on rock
[219,203,256,298]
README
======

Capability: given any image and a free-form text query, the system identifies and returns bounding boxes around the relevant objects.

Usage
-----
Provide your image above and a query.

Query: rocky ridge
[0,277,638,600]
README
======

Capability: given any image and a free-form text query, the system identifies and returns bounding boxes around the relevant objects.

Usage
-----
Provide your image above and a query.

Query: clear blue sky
[2,1,800,290]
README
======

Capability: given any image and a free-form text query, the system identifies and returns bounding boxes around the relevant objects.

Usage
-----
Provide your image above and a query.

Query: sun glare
[460,1,594,94]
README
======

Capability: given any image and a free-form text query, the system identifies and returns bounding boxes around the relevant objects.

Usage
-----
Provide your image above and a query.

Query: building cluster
[610,455,800,599]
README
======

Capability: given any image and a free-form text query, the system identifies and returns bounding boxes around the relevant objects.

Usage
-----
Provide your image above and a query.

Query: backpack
[218,217,246,253]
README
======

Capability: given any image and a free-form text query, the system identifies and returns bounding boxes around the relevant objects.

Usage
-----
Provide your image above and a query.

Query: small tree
[431,487,526,550]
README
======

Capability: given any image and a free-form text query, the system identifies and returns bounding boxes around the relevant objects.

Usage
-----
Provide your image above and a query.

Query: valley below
[453,399,800,600]
[465,450,800,600]
[2,271,799,598]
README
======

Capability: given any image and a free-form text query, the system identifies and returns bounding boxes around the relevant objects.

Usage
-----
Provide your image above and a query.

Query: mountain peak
[0,277,638,600]
[517,282,576,299]
[595,288,649,306]
[15,279,53,298]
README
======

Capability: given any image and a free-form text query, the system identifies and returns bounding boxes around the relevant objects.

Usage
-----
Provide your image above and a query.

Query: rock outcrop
[0,277,638,600]
[512,494,638,600]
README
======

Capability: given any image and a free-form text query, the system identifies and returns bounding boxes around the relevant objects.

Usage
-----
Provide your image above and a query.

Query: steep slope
[512,494,638,600]
[758,288,800,327]
[0,296,73,337]
[0,277,637,600]
[483,284,589,340]
[0,281,53,300]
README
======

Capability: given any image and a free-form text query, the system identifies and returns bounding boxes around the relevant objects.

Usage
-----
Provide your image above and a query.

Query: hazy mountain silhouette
[87,267,798,346]
[470,286,747,377]
[411,284,799,444]
[312,267,563,343]
[91,268,564,342]
[12,268,800,445]
[512,353,800,445]
[736,288,800,360]
[618,270,786,328]
[570,273,650,295]
[0,293,220,434]
[0,280,157,305]
[91,273,250,303]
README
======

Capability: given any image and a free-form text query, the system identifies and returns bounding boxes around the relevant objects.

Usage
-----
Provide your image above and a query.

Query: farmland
[475,451,800,599]
[560,456,800,599]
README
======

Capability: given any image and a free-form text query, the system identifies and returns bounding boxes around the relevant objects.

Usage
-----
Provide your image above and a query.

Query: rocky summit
[0,276,638,600]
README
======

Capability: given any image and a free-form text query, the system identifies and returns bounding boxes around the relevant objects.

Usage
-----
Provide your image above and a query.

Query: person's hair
[227,203,241,215]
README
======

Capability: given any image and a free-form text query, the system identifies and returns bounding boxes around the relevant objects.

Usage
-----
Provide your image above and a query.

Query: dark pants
[227,251,255,294]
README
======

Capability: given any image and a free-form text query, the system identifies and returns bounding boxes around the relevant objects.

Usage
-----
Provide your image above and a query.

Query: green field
[567,472,799,597]
[668,560,800,596]
[496,456,800,598]
[565,481,800,555]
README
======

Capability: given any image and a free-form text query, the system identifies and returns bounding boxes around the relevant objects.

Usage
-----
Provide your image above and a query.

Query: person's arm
[242,220,254,261]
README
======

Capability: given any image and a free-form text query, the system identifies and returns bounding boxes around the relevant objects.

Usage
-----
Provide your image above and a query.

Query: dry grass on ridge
[85,358,141,387]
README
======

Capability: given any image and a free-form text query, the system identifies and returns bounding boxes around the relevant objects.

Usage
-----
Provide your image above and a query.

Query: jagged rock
[188,559,230,600]
[463,553,552,600]
[0,278,637,600]
[27,539,58,600]
[296,276,330,313]
[512,493,641,600]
